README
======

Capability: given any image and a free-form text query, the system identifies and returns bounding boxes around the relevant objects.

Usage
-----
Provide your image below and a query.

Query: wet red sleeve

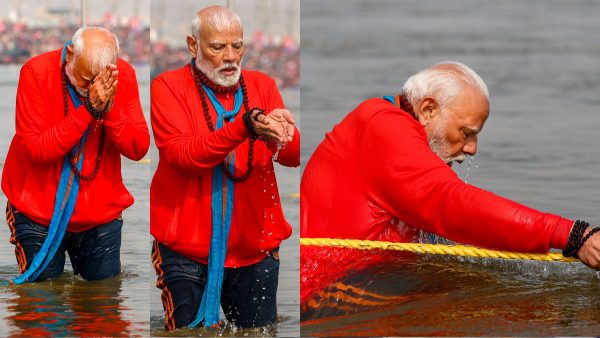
[151,76,250,173]
[103,69,150,161]
[361,108,572,252]
[264,78,300,167]
[16,64,93,164]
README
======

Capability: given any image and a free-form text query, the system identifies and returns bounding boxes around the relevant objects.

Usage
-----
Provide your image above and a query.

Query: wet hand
[265,109,295,142]
[252,109,294,145]
[577,228,600,270]
[89,64,118,112]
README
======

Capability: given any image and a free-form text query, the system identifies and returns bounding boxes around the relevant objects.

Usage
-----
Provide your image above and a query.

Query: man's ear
[65,44,74,63]
[417,97,440,127]
[187,36,198,58]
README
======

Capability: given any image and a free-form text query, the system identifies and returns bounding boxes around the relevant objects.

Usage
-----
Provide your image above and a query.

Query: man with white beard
[300,61,600,304]
[150,6,300,330]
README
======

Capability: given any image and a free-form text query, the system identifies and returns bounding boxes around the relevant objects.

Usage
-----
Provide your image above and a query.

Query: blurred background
[0,0,150,65]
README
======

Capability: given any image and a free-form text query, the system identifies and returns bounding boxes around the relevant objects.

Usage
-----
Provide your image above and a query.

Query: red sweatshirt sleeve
[16,64,92,164]
[103,67,150,161]
[150,75,250,174]
[264,77,300,167]
[275,129,300,167]
[360,107,572,252]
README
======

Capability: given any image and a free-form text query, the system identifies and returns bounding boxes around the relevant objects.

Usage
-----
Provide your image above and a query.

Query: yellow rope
[300,238,578,263]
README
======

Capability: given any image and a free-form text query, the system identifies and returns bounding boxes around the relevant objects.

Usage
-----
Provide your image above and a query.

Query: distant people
[0,20,149,65]
[2,26,150,283]
[150,6,299,330]
[301,61,600,302]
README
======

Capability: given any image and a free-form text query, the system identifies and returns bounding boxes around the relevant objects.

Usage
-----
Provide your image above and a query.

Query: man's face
[425,86,489,166]
[65,48,95,97]
[188,23,244,87]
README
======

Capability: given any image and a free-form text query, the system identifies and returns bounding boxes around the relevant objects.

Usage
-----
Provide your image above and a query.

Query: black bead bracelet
[243,107,263,140]
[563,220,590,258]
[83,97,106,121]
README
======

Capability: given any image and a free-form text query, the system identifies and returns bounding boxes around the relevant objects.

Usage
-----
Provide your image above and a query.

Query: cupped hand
[88,64,118,112]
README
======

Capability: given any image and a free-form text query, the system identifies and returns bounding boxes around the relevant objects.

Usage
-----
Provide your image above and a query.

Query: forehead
[73,55,96,79]
[449,86,490,126]
[200,22,243,42]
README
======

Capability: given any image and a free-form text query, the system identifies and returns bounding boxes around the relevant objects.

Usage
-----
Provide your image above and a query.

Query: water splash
[272,142,284,162]
[461,153,479,184]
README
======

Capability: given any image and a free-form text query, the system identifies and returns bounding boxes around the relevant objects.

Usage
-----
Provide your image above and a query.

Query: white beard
[65,60,89,97]
[195,53,241,87]
[428,120,465,165]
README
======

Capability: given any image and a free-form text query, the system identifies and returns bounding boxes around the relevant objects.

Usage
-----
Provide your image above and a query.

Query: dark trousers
[151,240,280,330]
[6,203,123,281]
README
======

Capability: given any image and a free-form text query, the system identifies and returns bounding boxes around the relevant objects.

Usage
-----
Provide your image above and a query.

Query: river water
[300,0,600,336]
[0,64,300,337]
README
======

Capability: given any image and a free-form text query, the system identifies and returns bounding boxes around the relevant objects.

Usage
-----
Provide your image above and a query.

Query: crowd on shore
[0,20,299,89]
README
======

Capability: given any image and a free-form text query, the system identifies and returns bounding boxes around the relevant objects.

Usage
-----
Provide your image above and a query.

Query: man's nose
[463,139,478,156]
[223,46,235,62]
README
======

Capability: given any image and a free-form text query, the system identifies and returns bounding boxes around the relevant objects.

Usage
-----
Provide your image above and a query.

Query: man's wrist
[562,220,593,258]
[84,97,106,120]
[243,108,263,140]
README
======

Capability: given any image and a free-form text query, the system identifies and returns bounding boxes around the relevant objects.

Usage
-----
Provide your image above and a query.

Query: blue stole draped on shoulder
[383,95,396,105]
[188,82,243,328]
[9,41,89,285]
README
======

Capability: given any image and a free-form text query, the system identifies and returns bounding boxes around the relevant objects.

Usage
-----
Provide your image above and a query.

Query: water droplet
[261,296,266,300]
[272,142,282,161]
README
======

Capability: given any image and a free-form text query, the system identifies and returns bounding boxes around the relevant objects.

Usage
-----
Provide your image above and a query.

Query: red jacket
[300,98,573,302]
[150,65,300,267]
[1,50,150,232]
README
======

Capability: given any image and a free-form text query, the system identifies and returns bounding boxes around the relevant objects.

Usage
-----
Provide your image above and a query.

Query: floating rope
[300,238,578,263]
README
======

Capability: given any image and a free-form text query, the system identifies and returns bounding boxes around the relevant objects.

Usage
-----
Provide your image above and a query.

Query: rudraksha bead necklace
[191,63,255,183]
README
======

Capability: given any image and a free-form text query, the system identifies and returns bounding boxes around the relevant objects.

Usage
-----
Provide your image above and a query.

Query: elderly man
[2,27,150,283]
[150,6,300,330]
[300,61,600,303]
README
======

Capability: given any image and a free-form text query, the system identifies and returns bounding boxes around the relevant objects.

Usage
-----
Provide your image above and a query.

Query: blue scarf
[188,81,243,328]
[383,95,396,105]
[10,41,89,284]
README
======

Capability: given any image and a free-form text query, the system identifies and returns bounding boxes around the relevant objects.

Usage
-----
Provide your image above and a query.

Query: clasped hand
[88,64,118,113]
[578,228,600,270]
[251,108,295,146]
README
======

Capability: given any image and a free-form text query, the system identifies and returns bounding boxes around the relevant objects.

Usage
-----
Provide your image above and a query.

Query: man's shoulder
[152,65,190,88]
[22,49,61,75]
[353,97,421,129]
[241,69,276,86]
[116,57,137,77]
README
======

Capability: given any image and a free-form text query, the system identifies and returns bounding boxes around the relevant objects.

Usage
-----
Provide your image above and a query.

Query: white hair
[402,61,489,111]
[71,26,119,75]
[191,7,243,41]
